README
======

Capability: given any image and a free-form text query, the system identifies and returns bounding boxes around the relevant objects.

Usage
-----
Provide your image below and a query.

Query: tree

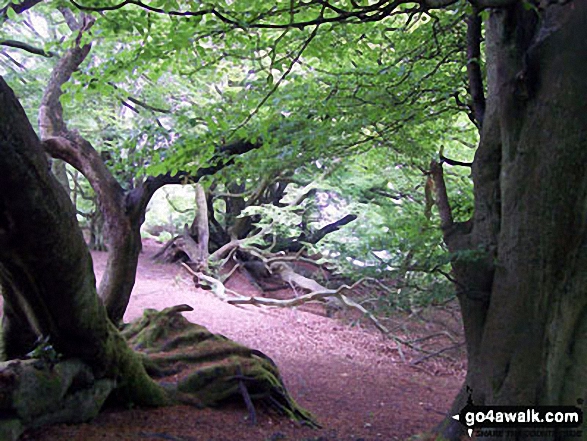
[0,70,168,415]
[18,7,260,324]
[435,3,587,439]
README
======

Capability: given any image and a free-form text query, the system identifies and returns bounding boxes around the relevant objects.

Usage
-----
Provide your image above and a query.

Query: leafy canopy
[0,0,478,309]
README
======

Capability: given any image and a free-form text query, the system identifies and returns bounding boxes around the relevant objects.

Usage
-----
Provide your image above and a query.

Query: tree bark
[438,3,587,439]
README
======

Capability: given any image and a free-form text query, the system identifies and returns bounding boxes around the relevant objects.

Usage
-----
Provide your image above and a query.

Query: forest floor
[23,239,466,441]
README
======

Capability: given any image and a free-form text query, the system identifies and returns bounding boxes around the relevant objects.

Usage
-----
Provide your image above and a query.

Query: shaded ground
[23,240,465,441]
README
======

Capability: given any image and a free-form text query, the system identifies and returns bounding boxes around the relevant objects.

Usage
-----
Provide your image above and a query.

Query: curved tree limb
[38,12,95,194]
[38,15,94,139]
[0,39,55,57]
[45,133,260,323]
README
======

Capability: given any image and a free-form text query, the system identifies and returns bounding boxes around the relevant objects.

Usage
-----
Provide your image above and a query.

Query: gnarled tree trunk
[437,3,587,440]
[0,76,167,432]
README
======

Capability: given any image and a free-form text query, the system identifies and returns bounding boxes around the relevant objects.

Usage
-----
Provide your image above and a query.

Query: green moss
[103,321,169,408]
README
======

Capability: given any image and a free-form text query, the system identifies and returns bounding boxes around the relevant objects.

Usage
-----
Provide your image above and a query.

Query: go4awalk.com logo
[452,391,584,438]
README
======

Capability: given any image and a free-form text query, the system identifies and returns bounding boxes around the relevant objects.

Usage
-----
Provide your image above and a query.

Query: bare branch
[70,0,237,25]
[439,154,473,168]
[70,0,464,30]
[183,262,391,335]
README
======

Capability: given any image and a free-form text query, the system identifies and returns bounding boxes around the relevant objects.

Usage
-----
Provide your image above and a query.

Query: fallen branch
[410,343,465,366]
[208,225,271,262]
[184,262,463,365]
[182,263,230,301]
[182,262,390,335]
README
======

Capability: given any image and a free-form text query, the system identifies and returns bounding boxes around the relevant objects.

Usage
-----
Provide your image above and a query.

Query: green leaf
[6,6,17,21]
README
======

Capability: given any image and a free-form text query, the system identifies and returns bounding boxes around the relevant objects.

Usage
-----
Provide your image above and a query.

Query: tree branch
[465,6,485,129]
[183,263,390,335]
[42,135,125,211]
[429,159,453,230]
[0,50,26,69]
[70,0,463,30]
[58,6,81,31]
[125,139,261,222]
[439,154,473,168]
[107,82,171,113]
[0,0,43,21]
[127,95,170,113]
[0,39,55,57]
[38,18,95,139]
[280,214,358,252]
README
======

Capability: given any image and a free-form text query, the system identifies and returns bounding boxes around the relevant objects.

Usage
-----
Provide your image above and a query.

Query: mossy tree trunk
[436,3,587,439]
[0,75,167,403]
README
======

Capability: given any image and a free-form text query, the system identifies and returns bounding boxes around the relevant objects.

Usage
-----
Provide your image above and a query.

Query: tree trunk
[88,207,107,251]
[438,3,587,439]
[186,183,210,270]
[0,74,166,400]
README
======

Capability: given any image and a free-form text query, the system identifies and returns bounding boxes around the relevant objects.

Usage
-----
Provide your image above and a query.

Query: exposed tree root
[121,305,319,428]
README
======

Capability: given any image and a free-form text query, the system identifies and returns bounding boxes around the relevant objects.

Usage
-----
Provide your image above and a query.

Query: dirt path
[24,240,464,441]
